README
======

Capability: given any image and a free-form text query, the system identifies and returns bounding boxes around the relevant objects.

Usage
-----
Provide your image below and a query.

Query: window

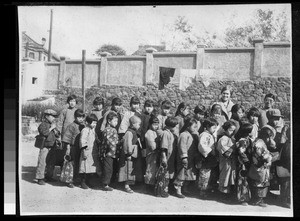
[32,77,37,84]
[29,52,35,59]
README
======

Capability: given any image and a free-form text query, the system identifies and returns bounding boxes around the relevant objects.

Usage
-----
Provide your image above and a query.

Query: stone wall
[44,76,291,121]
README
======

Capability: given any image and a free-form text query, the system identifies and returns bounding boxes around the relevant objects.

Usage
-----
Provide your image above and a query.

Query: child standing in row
[248,127,274,207]
[230,104,245,138]
[57,94,78,139]
[78,114,100,189]
[174,102,190,137]
[173,117,198,198]
[236,123,253,206]
[157,100,172,131]
[118,115,142,193]
[216,120,237,202]
[159,117,179,197]
[90,96,105,121]
[144,116,160,193]
[100,112,120,191]
[197,117,219,199]
[35,109,60,185]
[61,109,85,188]
[247,107,261,141]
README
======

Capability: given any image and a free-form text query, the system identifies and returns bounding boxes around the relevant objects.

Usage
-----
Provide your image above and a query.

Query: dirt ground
[19,135,293,216]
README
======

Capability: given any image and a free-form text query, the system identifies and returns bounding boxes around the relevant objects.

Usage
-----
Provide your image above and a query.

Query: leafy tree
[224,9,290,47]
[95,44,126,56]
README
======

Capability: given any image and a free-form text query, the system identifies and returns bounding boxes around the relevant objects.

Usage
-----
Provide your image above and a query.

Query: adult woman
[214,86,235,121]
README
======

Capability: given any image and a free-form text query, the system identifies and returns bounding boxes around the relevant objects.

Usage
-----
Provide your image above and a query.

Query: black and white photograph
[19,4,292,216]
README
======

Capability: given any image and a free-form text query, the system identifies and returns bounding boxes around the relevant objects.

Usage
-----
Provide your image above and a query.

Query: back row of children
[35,88,291,209]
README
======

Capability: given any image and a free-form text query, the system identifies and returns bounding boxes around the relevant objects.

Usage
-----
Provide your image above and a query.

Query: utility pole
[82,50,86,112]
[48,9,53,61]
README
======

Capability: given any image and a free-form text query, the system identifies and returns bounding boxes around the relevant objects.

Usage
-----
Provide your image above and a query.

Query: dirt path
[19,136,293,216]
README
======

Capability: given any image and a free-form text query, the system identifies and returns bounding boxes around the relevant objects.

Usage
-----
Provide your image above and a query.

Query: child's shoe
[67,183,74,188]
[125,186,134,193]
[253,198,267,207]
[37,179,46,185]
[81,180,89,189]
[103,185,113,191]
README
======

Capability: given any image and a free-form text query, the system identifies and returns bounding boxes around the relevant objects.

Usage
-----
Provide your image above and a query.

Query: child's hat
[266,109,283,119]
[44,109,58,116]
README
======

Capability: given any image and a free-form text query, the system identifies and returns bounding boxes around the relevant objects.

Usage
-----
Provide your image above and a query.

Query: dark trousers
[101,156,118,186]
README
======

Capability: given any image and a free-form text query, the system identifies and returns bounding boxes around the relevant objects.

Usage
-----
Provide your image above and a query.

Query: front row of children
[35,96,290,209]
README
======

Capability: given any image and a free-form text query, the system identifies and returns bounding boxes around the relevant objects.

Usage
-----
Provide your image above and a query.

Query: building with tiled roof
[21,32,60,62]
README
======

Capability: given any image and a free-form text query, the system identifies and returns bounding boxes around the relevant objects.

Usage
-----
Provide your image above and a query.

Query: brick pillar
[145,47,157,84]
[253,39,264,79]
[196,44,205,70]
[99,52,111,86]
[59,56,66,89]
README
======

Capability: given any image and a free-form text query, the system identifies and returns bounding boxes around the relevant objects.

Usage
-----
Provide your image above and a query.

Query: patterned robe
[79,127,101,174]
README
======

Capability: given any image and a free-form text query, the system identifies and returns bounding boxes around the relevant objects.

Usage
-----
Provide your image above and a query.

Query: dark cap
[44,109,58,116]
[266,109,283,119]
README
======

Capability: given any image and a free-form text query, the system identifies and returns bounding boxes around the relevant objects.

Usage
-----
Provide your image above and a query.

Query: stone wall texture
[44,76,291,121]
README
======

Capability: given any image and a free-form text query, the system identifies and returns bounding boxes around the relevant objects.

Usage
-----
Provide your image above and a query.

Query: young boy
[266,109,286,192]
[57,94,78,139]
[61,109,85,188]
[35,109,60,185]
[159,116,179,197]
[259,93,284,130]
[90,96,105,121]
[118,115,142,193]
[157,100,172,131]
[100,111,119,191]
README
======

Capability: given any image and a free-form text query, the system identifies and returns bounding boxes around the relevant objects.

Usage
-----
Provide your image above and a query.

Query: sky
[18,4,291,59]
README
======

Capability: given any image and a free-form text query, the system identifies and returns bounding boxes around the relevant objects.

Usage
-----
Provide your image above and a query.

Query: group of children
[34,86,291,209]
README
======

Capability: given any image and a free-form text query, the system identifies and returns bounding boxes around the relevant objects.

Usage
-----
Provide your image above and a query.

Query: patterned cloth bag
[60,155,74,183]
[154,165,169,197]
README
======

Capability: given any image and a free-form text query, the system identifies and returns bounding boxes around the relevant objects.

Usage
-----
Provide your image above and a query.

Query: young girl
[98,97,123,135]
[173,117,198,198]
[61,109,85,188]
[100,111,119,191]
[216,120,237,202]
[35,109,60,185]
[90,96,105,121]
[174,102,190,137]
[197,117,219,199]
[118,115,142,193]
[235,123,253,206]
[157,100,172,131]
[78,114,100,189]
[248,127,274,207]
[230,104,245,139]
[144,116,160,193]
[158,116,179,197]
[194,104,207,133]
[210,103,227,139]
[246,107,261,141]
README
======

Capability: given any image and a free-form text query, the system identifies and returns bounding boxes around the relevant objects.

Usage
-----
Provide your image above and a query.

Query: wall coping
[107,56,146,60]
[204,47,255,52]
[153,52,196,57]
[263,42,291,47]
